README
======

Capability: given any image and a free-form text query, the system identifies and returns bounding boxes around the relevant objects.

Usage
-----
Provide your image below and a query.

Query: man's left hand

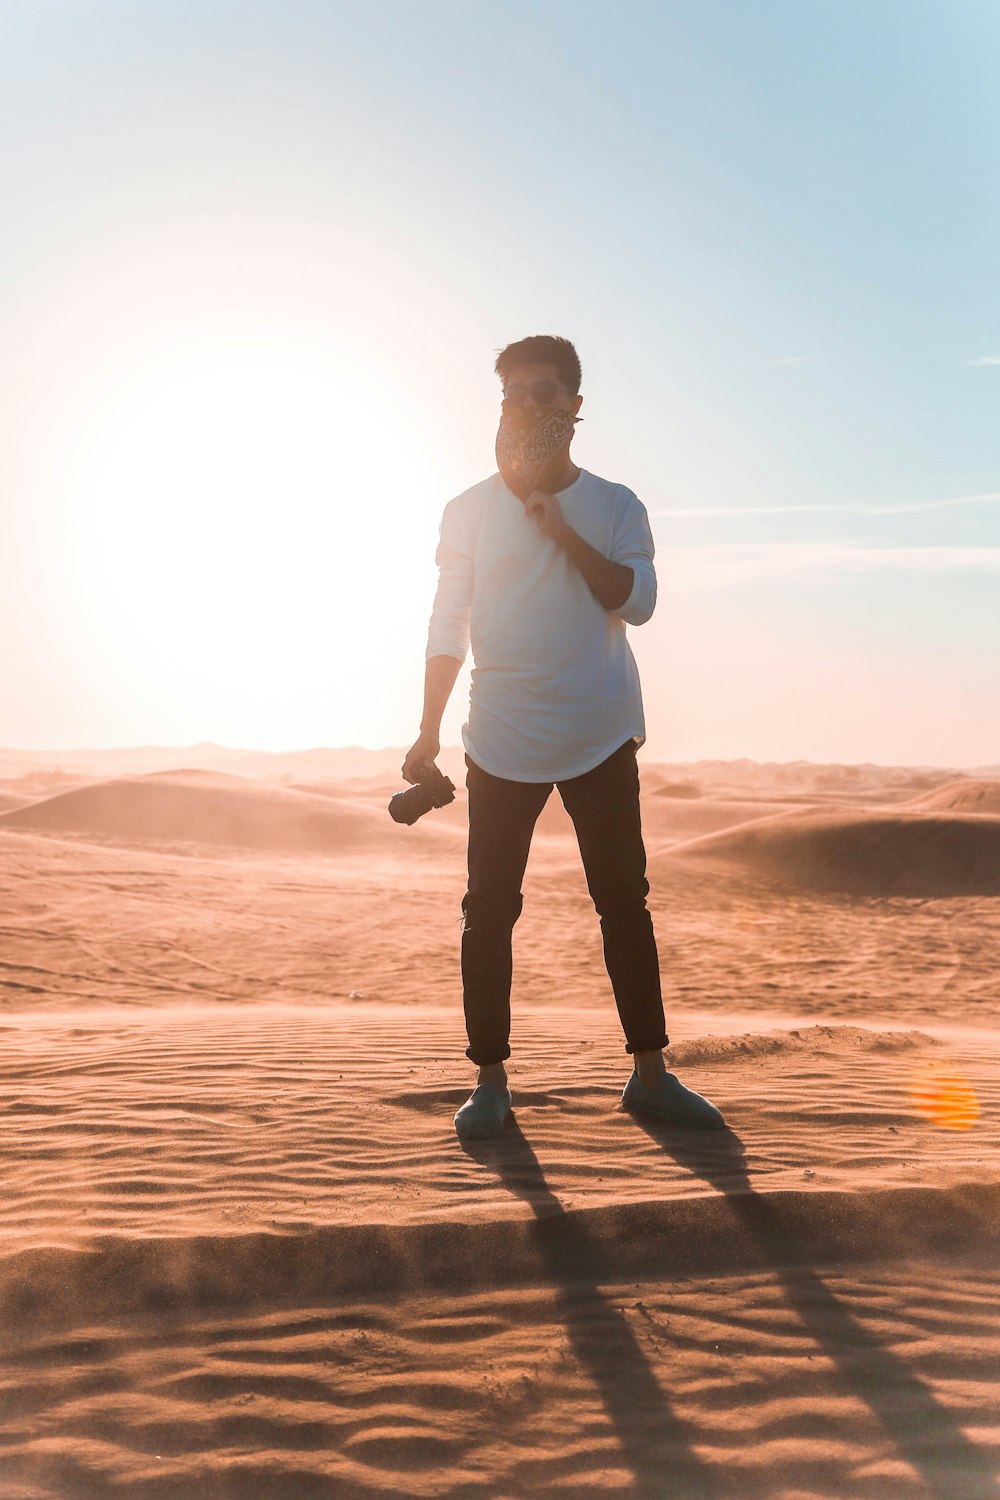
[524,490,570,542]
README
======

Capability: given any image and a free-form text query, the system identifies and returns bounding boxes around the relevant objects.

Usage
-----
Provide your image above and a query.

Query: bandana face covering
[495,404,581,503]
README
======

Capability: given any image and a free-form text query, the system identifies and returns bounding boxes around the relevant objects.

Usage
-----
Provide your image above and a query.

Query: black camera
[388,763,456,825]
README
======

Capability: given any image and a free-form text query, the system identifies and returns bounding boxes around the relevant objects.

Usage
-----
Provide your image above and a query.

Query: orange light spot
[908,1062,980,1130]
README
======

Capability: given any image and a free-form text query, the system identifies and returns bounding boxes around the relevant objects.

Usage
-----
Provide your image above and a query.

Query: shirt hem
[462,727,646,783]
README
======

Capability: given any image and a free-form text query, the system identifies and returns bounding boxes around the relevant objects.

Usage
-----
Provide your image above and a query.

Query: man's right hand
[401,730,440,785]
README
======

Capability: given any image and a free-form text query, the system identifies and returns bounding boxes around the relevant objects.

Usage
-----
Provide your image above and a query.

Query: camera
[388,763,457,825]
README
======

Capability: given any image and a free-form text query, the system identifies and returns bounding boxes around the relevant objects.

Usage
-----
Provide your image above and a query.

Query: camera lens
[388,769,456,825]
[389,783,437,825]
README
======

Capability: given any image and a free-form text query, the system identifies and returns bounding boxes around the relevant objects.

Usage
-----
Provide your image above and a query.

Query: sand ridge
[902,778,1000,815]
[1,1003,998,1499]
[0,770,463,857]
[1,1004,996,1286]
[4,759,1000,888]
[664,806,1000,896]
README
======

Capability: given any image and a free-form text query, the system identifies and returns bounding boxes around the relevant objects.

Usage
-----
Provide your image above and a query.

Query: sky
[1,0,998,767]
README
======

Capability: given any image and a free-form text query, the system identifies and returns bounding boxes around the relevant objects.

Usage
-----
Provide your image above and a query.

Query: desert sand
[1,744,998,1499]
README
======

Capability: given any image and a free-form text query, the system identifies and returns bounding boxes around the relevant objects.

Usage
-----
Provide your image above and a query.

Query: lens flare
[908,1062,980,1130]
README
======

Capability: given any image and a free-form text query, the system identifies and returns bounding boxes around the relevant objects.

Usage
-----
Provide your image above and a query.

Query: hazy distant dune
[664,807,1000,896]
[138,767,256,784]
[294,776,398,797]
[0,767,87,800]
[640,796,804,845]
[0,791,33,815]
[900,778,1000,816]
[0,771,459,856]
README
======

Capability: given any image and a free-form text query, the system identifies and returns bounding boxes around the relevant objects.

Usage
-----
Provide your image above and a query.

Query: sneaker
[622,1069,725,1129]
[454,1082,513,1140]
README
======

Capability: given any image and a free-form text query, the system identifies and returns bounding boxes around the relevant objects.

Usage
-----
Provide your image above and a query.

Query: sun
[53,336,443,747]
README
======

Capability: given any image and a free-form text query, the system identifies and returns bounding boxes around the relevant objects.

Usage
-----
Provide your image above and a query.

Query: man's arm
[524,490,632,607]
[402,655,462,783]
[402,498,473,784]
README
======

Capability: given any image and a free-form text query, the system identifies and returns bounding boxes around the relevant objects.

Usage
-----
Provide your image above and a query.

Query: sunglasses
[501,380,567,408]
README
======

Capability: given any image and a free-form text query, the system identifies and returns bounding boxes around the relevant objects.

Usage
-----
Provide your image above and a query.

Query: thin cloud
[649,489,1000,519]
[963,355,1000,366]
[763,355,815,367]
[665,542,1000,588]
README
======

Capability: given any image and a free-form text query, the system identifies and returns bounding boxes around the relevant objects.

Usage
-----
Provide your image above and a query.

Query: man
[403,335,724,1140]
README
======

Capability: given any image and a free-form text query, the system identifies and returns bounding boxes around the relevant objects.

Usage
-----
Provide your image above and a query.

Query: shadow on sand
[461,1105,1000,1500]
[461,1114,723,1500]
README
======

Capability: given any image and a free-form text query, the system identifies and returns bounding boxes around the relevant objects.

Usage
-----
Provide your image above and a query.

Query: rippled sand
[1,751,998,1498]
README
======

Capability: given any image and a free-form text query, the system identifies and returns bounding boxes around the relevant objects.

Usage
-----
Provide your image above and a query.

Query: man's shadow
[461,1115,724,1500]
[462,1104,999,1500]
[635,1114,1000,1500]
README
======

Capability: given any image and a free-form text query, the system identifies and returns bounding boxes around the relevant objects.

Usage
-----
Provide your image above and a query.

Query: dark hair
[494,335,582,396]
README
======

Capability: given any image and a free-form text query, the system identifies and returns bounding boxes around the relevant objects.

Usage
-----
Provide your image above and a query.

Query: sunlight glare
[908,1062,981,1131]
[55,338,440,745]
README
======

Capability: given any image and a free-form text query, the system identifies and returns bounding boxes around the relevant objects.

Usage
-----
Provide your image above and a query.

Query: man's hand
[405,656,461,784]
[524,490,570,542]
[524,489,632,608]
[401,730,440,785]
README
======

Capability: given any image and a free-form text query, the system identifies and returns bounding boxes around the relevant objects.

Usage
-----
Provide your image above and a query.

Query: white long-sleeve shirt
[425,467,657,782]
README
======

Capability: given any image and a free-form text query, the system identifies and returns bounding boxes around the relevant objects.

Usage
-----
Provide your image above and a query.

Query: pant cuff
[625,1034,669,1054]
[465,1045,512,1064]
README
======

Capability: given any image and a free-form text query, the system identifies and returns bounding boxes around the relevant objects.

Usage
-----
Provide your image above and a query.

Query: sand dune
[138,766,258,784]
[288,777,803,848]
[0,770,461,856]
[665,806,1000,896]
[652,778,703,798]
[3,748,999,1499]
[5,798,1000,1024]
[643,794,803,844]
[0,790,34,814]
[902,777,1000,815]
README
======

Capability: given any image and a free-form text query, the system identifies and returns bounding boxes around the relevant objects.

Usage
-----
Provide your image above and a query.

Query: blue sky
[1,1,997,764]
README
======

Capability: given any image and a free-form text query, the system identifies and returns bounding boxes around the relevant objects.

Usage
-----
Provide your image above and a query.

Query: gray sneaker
[454,1082,513,1140]
[622,1069,726,1129]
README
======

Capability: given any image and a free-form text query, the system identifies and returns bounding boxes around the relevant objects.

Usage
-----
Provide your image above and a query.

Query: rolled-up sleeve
[425,498,473,664]
[608,491,657,627]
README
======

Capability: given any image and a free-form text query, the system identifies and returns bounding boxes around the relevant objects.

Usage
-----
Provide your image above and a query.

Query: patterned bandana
[495,405,581,502]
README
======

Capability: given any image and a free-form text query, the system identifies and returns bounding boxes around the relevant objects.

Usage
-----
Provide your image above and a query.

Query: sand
[1,747,998,1499]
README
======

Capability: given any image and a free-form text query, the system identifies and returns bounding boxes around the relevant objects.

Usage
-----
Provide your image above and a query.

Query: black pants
[461,738,669,1065]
